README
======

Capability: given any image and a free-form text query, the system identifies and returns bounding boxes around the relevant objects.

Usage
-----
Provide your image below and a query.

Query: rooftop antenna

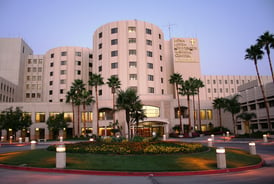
[163,23,176,39]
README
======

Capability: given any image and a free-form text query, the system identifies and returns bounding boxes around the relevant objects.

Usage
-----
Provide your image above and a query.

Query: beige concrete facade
[0,20,273,140]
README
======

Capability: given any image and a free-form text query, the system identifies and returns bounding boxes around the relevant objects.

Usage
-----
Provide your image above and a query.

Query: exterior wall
[236,81,274,134]
[23,55,44,102]
[0,38,33,101]
[0,77,16,103]
[43,47,92,103]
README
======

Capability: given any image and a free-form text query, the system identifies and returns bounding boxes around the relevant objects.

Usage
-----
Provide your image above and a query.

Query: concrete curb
[0,159,264,176]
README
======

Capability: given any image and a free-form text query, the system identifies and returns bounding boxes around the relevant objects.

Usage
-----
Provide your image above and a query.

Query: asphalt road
[0,137,273,184]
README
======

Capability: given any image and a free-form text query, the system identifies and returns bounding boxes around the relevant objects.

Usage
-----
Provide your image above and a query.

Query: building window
[250,104,256,110]
[38,67,42,72]
[98,54,102,60]
[61,60,67,65]
[236,80,239,84]
[159,34,162,39]
[231,80,233,84]
[60,70,66,75]
[269,100,274,107]
[51,53,54,58]
[50,71,53,76]
[111,27,118,34]
[219,88,223,93]
[27,67,31,72]
[129,74,137,80]
[231,88,234,93]
[258,102,265,109]
[129,38,136,43]
[148,87,154,93]
[242,106,248,111]
[60,79,66,84]
[99,32,103,38]
[76,70,81,75]
[225,80,228,84]
[75,52,81,56]
[35,112,45,122]
[148,75,154,81]
[159,44,162,50]
[111,50,118,57]
[98,43,102,49]
[161,78,164,83]
[219,80,222,84]
[160,66,163,72]
[99,89,102,96]
[89,54,93,59]
[111,39,118,45]
[160,55,162,60]
[129,61,137,68]
[50,62,54,67]
[208,88,211,93]
[26,93,30,98]
[111,62,118,69]
[129,50,136,55]
[147,63,153,69]
[226,88,228,93]
[213,80,216,84]
[98,66,102,72]
[128,27,136,32]
[60,89,64,94]
[147,51,153,57]
[214,88,216,93]
[146,28,152,34]
[142,106,160,118]
[49,81,53,85]
[146,40,152,46]
[49,90,53,95]
[61,51,67,56]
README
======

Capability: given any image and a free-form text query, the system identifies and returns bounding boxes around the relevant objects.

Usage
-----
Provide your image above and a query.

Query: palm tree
[223,95,241,135]
[257,31,274,83]
[116,88,141,139]
[189,77,199,130]
[179,79,193,133]
[195,79,205,130]
[169,73,184,133]
[245,45,272,131]
[130,101,145,136]
[89,73,104,135]
[66,79,85,136]
[212,97,226,129]
[106,76,121,125]
[237,112,256,136]
[65,90,76,137]
[80,89,94,136]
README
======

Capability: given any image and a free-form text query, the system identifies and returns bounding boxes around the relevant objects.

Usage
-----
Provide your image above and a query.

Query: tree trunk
[187,95,191,133]
[72,103,75,137]
[83,104,86,136]
[254,60,272,131]
[197,89,201,131]
[176,84,183,133]
[95,86,99,135]
[192,95,196,129]
[77,105,80,136]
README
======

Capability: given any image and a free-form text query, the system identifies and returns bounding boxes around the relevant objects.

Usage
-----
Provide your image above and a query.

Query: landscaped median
[0,141,263,175]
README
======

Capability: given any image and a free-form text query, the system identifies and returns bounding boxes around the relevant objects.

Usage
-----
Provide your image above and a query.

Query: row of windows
[49,70,81,77]
[98,27,162,39]
[99,50,162,60]
[26,84,42,90]
[50,60,86,67]
[26,93,41,98]
[0,83,15,94]
[208,88,235,93]
[50,51,82,58]
[27,67,43,72]
[0,94,14,102]
[26,76,42,81]
[241,100,274,111]
[28,59,43,64]
[110,62,163,71]
[207,79,248,85]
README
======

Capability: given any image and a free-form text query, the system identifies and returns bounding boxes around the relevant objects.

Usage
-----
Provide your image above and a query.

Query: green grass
[0,148,261,172]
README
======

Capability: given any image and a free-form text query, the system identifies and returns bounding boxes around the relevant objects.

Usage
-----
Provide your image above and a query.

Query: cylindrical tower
[43,46,92,103]
[92,20,167,101]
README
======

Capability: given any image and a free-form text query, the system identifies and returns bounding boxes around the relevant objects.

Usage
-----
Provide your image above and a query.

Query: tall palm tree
[106,76,121,125]
[80,89,94,136]
[169,73,184,133]
[130,101,145,136]
[89,73,104,135]
[66,79,85,136]
[223,95,241,135]
[237,112,256,136]
[245,45,272,131]
[179,79,193,133]
[116,88,141,139]
[195,79,205,130]
[189,77,199,130]
[66,90,76,137]
[257,31,274,83]
[212,97,226,129]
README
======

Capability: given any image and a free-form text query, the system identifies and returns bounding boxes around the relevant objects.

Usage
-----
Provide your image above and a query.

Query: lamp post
[56,144,66,168]
[216,147,226,169]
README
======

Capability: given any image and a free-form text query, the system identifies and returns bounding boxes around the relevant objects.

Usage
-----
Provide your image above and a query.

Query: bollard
[152,132,156,137]
[25,137,29,143]
[9,136,13,144]
[89,138,94,142]
[56,144,66,168]
[226,131,230,137]
[216,147,226,169]
[249,142,256,155]
[163,134,166,141]
[263,134,268,143]
[19,137,22,144]
[31,140,36,150]
[60,136,63,142]
[1,136,4,142]
[211,134,215,141]
[208,138,213,147]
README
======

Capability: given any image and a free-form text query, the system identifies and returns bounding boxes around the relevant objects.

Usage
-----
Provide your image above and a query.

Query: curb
[0,159,264,176]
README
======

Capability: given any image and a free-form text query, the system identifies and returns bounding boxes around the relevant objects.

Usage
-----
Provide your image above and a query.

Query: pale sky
[0,0,273,76]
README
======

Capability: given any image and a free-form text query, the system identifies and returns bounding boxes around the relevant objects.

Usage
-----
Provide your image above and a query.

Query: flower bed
[47,141,207,154]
